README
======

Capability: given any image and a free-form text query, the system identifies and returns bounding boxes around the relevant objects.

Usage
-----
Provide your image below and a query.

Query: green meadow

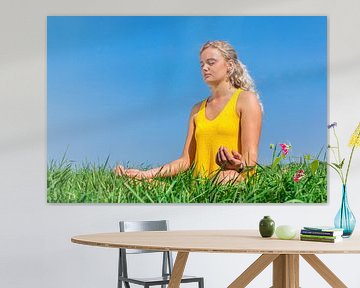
[47,149,327,204]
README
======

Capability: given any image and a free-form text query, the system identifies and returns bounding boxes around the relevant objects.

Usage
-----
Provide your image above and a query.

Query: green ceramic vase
[259,216,275,237]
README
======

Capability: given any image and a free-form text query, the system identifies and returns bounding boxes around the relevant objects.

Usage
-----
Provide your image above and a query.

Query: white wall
[1,0,360,287]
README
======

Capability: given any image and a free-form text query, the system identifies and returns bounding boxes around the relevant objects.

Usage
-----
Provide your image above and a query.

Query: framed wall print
[47,16,327,203]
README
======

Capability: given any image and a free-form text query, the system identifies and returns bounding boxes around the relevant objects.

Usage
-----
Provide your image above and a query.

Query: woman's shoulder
[191,99,206,114]
[238,90,257,101]
[237,90,261,105]
[237,90,263,113]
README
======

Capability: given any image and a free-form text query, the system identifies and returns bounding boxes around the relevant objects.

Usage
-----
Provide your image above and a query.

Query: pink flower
[279,143,290,156]
[293,169,305,183]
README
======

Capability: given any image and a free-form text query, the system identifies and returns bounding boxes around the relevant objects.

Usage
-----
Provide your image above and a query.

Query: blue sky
[47,16,327,167]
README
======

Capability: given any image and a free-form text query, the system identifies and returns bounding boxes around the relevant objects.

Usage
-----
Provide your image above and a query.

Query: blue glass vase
[334,185,356,237]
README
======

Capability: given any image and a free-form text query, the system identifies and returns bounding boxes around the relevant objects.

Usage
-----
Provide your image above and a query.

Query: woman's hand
[216,146,244,172]
[113,165,150,179]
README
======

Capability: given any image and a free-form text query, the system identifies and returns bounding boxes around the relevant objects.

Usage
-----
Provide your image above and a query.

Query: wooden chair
[118,220,204,288]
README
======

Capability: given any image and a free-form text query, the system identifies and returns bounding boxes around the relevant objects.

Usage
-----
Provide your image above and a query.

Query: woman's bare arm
[238,91,262,166]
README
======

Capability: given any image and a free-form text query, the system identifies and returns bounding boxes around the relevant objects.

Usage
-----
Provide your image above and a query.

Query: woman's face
[200,47,230,85]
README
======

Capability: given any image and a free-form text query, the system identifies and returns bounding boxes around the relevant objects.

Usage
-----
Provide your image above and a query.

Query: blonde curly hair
[200,40,262,107]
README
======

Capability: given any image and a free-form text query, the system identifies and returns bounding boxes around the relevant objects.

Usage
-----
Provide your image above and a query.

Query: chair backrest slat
[119,220,168,254]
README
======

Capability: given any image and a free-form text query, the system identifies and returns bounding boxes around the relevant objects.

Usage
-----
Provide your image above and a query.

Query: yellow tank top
[194,88,242,178]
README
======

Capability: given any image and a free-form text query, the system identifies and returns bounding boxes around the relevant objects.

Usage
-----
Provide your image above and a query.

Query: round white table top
[71,230,360,254]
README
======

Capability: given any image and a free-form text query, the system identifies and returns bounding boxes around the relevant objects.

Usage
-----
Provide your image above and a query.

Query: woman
[114,40,262,183]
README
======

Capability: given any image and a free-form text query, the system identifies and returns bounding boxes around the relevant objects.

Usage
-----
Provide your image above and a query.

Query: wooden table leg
[228,254,280,288]
[168,252,189,288]
[272,254,299,288]
[288,255,299,288]
[301,254,347,288]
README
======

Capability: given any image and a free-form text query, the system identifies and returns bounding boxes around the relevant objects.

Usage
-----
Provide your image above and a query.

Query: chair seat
[119,274,203,286]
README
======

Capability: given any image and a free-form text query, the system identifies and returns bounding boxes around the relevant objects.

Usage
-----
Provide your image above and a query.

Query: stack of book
[300,226,344,243]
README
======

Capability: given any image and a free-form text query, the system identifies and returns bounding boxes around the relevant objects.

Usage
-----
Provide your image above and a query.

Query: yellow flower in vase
[348,122,360,148]
[328,122,360,185]
[344,122,360,185]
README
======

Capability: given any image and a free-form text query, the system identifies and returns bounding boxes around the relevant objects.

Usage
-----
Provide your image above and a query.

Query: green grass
[47,157,327,204]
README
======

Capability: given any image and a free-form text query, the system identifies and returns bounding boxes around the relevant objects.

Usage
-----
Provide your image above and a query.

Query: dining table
[71,229,360,288]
